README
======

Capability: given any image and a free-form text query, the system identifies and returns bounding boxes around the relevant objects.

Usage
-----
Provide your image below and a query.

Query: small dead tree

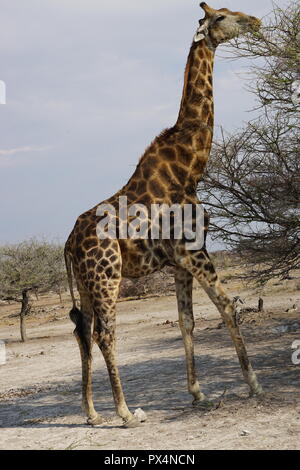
[20,288,32,342]
[0,239,67,341]
[258,298,264,313]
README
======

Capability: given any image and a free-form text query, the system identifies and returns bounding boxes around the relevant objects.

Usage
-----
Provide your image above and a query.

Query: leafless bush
[119,267,175,299]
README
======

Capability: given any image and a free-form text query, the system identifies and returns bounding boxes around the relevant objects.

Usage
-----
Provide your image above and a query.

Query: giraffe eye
[216,16,226,22]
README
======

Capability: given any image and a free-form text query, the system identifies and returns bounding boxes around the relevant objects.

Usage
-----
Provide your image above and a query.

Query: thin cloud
[0,146,51,168]
[0,145,49,156]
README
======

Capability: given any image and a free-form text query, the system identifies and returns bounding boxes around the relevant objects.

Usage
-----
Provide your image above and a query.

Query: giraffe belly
[121,253,168,279]
[119,240,169,279]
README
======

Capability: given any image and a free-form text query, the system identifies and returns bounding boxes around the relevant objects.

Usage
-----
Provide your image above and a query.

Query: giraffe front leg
[190,253,263,397]
[175,268,210,406]
[203,281,263,397]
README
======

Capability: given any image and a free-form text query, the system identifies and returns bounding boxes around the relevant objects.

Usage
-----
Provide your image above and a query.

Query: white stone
[0,340,6,365]
[133,408,147,422]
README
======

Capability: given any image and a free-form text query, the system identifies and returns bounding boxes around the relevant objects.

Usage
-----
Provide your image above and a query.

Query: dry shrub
[119,267,175,299]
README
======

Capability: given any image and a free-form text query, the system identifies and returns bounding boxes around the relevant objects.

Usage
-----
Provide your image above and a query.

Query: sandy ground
[0,277,300,450]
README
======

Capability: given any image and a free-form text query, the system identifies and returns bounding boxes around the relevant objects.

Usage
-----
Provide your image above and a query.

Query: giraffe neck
[120,39,217,200]
[176,39,215,130]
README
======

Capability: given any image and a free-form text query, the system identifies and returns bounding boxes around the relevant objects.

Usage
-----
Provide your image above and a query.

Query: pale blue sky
[0,0,289,247]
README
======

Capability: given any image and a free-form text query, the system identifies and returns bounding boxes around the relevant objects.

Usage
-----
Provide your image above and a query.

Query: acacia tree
[45,244,68,302]
[0,239,67,341]
[199,1,300,281]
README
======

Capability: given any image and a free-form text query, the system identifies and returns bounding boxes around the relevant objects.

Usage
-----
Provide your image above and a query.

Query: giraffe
[65,3,263,428]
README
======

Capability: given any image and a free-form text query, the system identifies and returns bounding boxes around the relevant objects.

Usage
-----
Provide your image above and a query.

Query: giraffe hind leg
[91,279,141,428]
[69,293,104,425]
[84,237,143,428]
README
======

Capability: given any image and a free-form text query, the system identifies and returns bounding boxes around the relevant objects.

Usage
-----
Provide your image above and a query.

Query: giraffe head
[194,2,261,45]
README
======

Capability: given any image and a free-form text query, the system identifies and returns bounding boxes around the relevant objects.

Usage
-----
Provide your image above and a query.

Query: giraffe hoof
[193,398,214,409]
[249,385,264,397]
[87,414,105,426]
[123,416,141,429]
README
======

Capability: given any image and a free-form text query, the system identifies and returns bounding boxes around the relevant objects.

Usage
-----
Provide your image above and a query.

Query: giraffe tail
[64,244,77,309]
[64,244,92,358]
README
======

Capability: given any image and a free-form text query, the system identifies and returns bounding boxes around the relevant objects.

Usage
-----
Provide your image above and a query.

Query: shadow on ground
[1,323,299,429]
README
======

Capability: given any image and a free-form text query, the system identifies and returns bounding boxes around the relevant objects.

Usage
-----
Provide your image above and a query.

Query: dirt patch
[0,284,299,450]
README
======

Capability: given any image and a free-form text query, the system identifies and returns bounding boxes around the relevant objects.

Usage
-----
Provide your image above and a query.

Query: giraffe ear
[194,19,209,42]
